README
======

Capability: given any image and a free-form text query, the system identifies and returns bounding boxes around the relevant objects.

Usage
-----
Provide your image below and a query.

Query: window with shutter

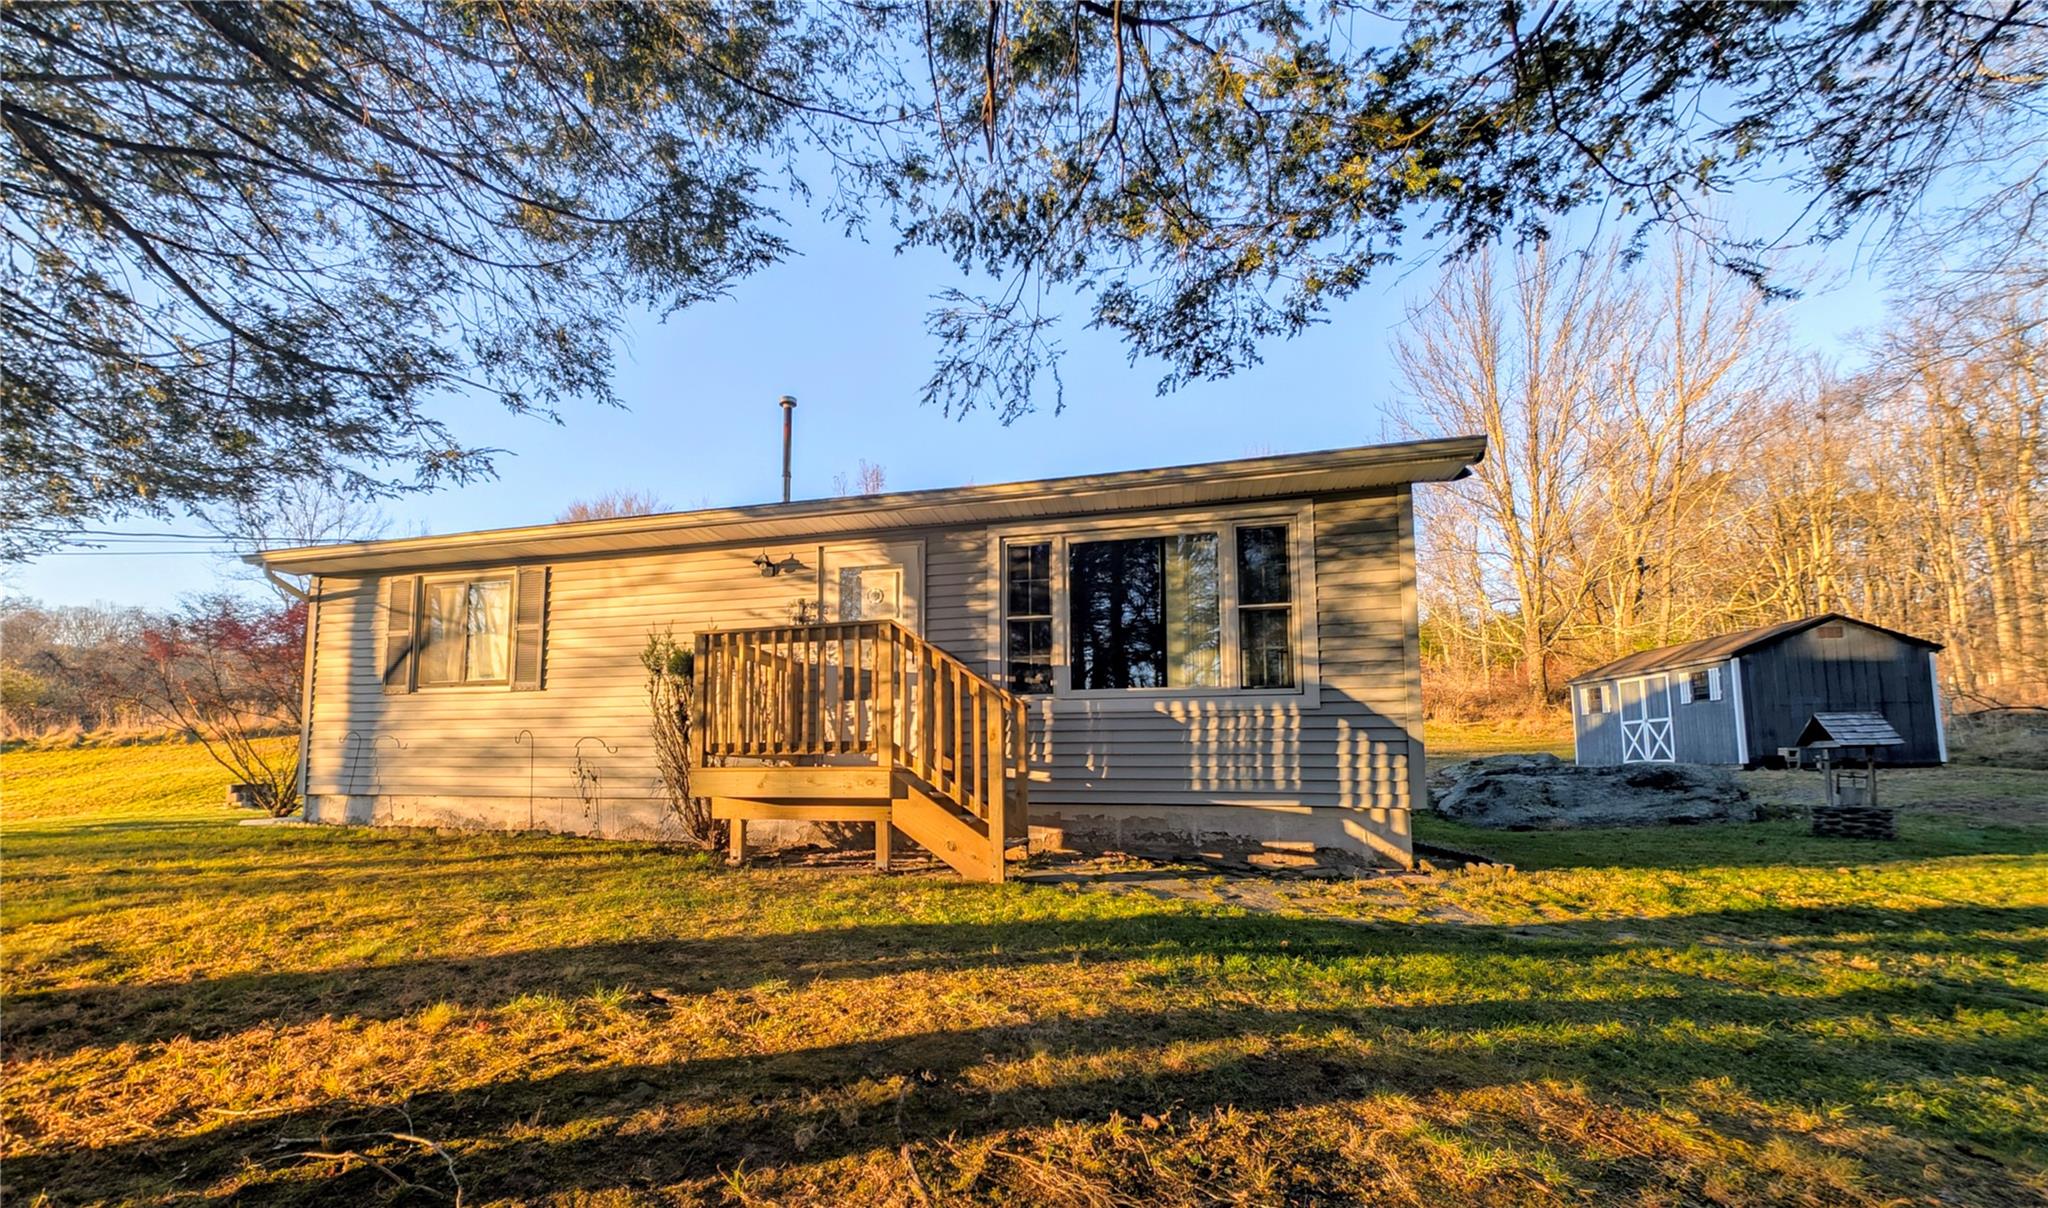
[512,566,548,691]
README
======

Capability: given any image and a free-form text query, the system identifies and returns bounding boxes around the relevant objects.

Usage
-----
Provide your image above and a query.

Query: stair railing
[692,621,1028,834]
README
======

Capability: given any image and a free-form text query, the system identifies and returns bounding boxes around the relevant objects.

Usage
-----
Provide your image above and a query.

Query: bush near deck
[2,735,2045,1205]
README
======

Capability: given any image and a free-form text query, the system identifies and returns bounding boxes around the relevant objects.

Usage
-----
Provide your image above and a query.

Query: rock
[1432,759,1754,830]
[1811,804,1897,840]
[1426,752,1566,795]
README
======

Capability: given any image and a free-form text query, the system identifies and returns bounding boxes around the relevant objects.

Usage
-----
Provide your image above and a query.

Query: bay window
[998,514,1306,698]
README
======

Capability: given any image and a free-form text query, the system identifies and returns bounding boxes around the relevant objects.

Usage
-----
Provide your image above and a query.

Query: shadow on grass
[1415,815,2048,871]
[9,904,2047,1063]
[8,905,2048,1203]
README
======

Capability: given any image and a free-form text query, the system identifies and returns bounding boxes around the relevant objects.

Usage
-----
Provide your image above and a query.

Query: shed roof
[249,435,1486,576]
[1796,711,1906,748]
[1568,613,1941,684]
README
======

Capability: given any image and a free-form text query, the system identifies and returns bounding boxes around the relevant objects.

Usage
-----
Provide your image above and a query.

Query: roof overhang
[250,435,1486,576]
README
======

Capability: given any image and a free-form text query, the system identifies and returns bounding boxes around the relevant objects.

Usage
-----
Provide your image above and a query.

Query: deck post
[727,816,746,865]
[985,688,1006,883]
[875,821,892,871]
[691,632,709,769]
[875,627,896,772]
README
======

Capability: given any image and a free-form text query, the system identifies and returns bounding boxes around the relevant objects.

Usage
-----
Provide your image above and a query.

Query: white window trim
[1729,656,1750,764]
[985,502,1321,713]
[413,568,518,690]
[1929,652,1949,763]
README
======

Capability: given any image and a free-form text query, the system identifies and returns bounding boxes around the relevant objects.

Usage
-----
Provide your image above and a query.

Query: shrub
[642,626,715,847]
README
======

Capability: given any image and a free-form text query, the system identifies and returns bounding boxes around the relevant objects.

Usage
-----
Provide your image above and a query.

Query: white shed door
[1619,674,1675,762]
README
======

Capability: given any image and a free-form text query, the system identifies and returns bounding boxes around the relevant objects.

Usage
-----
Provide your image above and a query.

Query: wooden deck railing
[691,621,1027,832]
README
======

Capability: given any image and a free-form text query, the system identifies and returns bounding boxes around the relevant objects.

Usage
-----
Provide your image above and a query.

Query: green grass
[4,737,2047,1205]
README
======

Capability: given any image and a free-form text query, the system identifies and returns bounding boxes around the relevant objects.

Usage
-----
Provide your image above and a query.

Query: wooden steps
[690,619,1028,884]
[890,778,1000,882]
[706,770,1004,882]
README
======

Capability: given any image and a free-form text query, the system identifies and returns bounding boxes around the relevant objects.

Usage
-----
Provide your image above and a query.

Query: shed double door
[1618,674,1675,763]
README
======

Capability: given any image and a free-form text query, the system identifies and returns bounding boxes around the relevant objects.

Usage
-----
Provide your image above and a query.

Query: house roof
[249,435,1487,576]
[1796,711,1906,748]
[1568,613,1941,684]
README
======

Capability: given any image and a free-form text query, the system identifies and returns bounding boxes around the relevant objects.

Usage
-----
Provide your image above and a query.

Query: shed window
[1683,666,1723,703]
[419,576,512,685]
[1582,684,1612,715]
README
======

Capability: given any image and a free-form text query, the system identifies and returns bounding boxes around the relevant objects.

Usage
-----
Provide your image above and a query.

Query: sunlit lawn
[3,737,2046,1205]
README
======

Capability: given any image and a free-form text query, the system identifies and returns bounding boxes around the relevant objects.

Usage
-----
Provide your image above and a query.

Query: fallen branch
[267,1127,463,1205]
[894,1077,934,1207]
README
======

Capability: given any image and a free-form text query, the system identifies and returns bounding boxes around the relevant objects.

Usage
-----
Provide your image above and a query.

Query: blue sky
[11,192,1893,609]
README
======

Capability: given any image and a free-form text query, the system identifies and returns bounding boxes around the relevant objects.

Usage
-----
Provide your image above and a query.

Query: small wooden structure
[1796,711,1905,840]
[690,619,1029,882]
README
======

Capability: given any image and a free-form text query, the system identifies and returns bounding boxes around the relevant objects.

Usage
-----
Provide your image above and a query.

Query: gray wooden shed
[1567,614,1947,768]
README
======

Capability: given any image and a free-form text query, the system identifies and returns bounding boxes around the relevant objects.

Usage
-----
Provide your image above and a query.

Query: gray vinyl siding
[306,542,833,803]
[1740,625,1943,765]
[1573,688,1624,765]
[1572,662,1739,766]
[302,491,1423,834]
[1669,665,1742,764]
[1012,491,1415,813]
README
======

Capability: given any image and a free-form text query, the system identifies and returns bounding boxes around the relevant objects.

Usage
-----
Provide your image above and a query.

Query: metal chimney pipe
[779,395,796,503]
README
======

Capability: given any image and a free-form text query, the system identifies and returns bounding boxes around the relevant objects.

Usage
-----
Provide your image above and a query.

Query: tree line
[3,593,305,811]
[1407,240,2045,714]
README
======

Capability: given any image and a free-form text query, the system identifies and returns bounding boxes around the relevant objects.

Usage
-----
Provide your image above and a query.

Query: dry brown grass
[4,740,2046,1205]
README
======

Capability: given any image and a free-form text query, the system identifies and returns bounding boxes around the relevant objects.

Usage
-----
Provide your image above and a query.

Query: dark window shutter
[511,566,548,691]
[381,576,417,694]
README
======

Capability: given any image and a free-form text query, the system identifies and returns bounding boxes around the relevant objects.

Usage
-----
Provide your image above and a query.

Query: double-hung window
[999,515,1305,698]
[1235,525,1294,689]
[1004,542,1054,693]
[418,576,513,686]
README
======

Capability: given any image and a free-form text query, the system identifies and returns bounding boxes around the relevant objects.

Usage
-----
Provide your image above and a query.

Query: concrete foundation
[304,794,1412,868]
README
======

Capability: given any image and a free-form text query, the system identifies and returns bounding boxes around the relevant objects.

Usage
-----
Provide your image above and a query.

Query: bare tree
[1410,237,2045,712]
[832,461,887,497]
[209,479,392,599]
[558,490,670,523]
[1400,244,1621,699]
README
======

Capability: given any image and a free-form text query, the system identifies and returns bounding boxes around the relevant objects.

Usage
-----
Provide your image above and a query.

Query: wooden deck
[690,621,1028,882]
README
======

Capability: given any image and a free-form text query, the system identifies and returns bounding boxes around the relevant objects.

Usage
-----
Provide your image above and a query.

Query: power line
[30,552,245,561]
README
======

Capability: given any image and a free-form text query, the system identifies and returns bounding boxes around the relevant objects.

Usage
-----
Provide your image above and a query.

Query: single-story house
[252,436,1487,877]
[1569,614,1947,768]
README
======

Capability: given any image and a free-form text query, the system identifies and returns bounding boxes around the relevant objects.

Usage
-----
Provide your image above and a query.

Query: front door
[818,540,924,633]
[1619,674,1675,762]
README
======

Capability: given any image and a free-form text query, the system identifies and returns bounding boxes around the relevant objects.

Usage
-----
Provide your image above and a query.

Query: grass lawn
[4,738,2046,1205]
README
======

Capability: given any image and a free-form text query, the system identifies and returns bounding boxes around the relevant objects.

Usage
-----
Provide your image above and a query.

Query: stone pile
[1810,803,1898,840]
